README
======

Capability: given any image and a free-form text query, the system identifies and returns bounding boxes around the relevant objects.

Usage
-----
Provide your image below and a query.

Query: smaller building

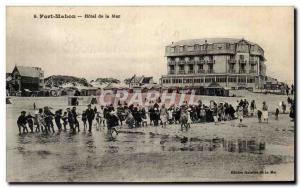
[8,66,44,95]
[128,75,154,88]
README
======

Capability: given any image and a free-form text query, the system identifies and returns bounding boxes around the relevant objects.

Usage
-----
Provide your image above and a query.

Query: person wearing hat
[85,104,95,133]
[17,111,28,134]
[72,107,80,132]
[44,106,55,133]
[67,108,75,133]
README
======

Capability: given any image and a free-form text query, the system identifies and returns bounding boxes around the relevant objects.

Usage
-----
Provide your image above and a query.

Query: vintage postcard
[6,6,295,182]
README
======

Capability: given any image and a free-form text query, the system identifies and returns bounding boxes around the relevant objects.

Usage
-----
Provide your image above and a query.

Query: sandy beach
[6,94,294,182]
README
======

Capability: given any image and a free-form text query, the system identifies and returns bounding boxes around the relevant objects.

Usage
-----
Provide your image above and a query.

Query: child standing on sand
[62,111,68,131]
[275,108,279,120]
[262,101,269,123]
[26,112,34,133]
[237,105,244,124]
[81,110,87,131]
[257,109,262,123]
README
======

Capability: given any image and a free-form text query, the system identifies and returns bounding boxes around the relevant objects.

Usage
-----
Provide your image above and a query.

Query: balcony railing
[249,69,256,73]
[178,60,185,65]
[239,60,247,64]
[206,60,215,64]
[178,70,185,74]
[239,69,247,74]
[249,60,257,65]
[198,69,205,74]
[228,59,236,64]
[199,60,205,64]
[168,70,175,75]
[207,69,214,73]
[187,70,194,74]
[168,61,176,65]
[228,69,236,73]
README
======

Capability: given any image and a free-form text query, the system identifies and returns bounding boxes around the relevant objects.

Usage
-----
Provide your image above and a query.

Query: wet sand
[6,96,294,182]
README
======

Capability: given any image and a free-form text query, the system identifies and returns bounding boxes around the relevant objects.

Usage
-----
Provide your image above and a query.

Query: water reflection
[157,135,266,154]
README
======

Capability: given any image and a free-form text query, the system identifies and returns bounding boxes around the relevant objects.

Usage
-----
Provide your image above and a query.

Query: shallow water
[6,96,294,182]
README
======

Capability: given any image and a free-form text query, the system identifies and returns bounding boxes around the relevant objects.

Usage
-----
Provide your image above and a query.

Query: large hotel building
[161,38,267,90]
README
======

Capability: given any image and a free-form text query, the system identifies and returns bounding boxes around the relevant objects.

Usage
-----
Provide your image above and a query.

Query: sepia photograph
[6,6,295,182]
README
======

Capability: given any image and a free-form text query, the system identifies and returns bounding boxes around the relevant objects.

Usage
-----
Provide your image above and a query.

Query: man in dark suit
[86,104,95,132]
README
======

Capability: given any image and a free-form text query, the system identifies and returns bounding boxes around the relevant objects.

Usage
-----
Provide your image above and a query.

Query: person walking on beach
[106,109,119,138]
[275,108,279,120]
[54,109,63,132]
[26,112,34,133]
[67,108,75,133]
[17,111,28,134]
[160,104,168,128]
[281,101,287,114]
[250,100,256,116]
[37,108,45,133]
[262,101,269,123]
[237,105,244,125]
[98,106,105,127]
[257,109,262,123]
[72,107,80,132]
[62,111,68,131]
[81,110,87,131]
[85,104,95,133]
[44,106,55,133]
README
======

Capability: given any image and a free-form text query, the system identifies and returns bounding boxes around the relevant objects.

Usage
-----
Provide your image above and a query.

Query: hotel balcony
[199,60,205,64]
[187,70,194,74]
[198,69,205,74]
[249,60,258,65]
[178,60,185,65]
[228,69,236,73]
[168,70,175,75]
[207,69,214,73]
[239,60,247,64]
[239,69,247,74]
[206,60,215,64]
[168,61,176,65]
[249,69,256,74]
[178,70,186,74]
[228,59,236,64]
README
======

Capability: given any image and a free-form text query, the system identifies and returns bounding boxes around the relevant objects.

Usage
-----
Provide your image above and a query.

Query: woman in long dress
[160,104,168,128]
[262,101,268,123]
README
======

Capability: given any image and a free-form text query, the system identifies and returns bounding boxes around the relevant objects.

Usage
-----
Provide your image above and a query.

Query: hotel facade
[160,38,267,90]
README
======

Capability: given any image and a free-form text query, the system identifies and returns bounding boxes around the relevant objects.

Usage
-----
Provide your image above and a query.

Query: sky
[6,6,294,84]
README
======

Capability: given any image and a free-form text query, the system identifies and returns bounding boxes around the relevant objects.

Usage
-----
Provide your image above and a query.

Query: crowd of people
[17,97,295,136]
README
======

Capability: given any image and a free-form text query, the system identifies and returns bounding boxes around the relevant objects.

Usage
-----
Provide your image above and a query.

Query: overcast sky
[7,6,294,84]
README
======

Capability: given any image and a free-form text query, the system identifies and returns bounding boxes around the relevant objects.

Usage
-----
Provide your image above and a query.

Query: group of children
[16,97,294,135]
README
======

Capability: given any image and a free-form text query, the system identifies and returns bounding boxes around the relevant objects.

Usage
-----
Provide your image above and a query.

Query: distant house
[9,66,44,94]
[128,75,154,88]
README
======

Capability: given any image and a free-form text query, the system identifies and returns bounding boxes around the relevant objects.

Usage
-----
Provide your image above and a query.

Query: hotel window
[228,77,236,83]
[216,76,226,83]
[238,76,246,83]
[229,64,235,70]
[226,43,230,49]
[205,77,214,83]
[179,65,184,70]
[248,77,255,83]
[200,45,205,50]
[170,47,175,53]
[239,55,244,60]
[188,46,194,51]
[195,44,199,50]
[199,64,203,70]
[179,46,184,52]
